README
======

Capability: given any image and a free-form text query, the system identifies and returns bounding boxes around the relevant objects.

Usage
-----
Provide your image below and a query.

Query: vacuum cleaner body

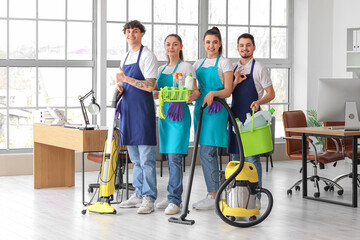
[221,161,259,217]
[86,94,120,214]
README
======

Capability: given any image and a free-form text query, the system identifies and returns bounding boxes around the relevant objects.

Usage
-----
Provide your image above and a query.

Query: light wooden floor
[0,159,359,240]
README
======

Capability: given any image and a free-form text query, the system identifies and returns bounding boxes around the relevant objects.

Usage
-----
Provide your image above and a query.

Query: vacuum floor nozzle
[168,217,195,225]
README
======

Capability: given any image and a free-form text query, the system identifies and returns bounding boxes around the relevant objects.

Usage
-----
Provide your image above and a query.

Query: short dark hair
[237,33,255,46]
[164,34,184,62]
[122,20,146,34]
[203,27,223,55]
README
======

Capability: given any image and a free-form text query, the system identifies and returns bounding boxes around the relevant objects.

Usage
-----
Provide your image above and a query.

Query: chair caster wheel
[324,185,329,191]
[287,189,292,195]
[81,209,87,215]
[337,190,344,195]
[329,186,334,192]
[88,187,94,193]
[249,216,257,221]
[314,192,320,198]
[227,216,236,222]
[295,186,301,191]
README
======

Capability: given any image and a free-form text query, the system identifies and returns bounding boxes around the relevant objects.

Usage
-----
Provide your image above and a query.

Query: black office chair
[260,116,276,172]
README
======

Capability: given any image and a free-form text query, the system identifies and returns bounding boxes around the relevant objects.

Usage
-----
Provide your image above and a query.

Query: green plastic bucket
[240,108,273,157]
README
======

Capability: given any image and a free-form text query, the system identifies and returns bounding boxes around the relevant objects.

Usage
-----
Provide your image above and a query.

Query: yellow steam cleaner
[82,90,122,214]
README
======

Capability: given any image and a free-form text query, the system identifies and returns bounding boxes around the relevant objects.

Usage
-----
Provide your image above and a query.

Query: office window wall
[106,0,291,140]
[0,0,96,151]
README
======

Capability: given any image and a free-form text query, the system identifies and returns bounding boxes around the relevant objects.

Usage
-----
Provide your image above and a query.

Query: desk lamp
[78,90,101,130]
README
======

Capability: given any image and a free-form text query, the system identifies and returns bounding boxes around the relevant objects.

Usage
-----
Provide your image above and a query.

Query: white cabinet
[347,28,360,77]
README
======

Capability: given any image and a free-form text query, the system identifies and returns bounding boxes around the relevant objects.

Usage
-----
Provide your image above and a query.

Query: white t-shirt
[158,61,195,78]
[193,56,233,84]
[233,58,272,99]
[120,46,158,79]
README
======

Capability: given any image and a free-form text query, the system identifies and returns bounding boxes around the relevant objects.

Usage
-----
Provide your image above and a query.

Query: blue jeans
[199,145,219,193]
[127,145,157,201]
[232,154,262,199]
[166,153,183,206]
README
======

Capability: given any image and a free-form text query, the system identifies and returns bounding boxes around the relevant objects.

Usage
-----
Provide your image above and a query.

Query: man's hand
[250,100,260,111]
[234,68,247,86]
[116,66,127,86]
[115,83,124,96]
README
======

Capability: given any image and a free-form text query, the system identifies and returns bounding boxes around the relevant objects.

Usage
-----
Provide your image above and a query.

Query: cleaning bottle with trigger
[242,108,275,131]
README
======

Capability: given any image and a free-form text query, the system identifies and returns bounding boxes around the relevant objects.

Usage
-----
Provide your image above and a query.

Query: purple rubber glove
[208,101,223,114]
[166,102,184,121]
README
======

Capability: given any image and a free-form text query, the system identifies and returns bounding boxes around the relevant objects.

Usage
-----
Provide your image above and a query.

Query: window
[106,0,291,141]
[0,0,96,151]
[209,0,291,138]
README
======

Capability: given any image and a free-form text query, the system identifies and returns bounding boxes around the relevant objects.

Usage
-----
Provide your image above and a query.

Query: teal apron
[194,55,228,147]
[157,60,191,154]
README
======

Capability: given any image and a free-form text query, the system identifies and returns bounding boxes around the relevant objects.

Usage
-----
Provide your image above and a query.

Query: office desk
[286,127,359,207]
[33,124,107,189]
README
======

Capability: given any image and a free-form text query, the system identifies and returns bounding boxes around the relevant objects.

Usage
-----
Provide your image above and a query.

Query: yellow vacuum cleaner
[82,90,122,214]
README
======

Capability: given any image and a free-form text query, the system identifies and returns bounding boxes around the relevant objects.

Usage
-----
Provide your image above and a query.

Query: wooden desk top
[33,123,108,152]
[286,127,360,137]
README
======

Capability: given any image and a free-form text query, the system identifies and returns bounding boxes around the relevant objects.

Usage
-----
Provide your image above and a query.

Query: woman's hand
[202,91,215,107]
[187,89,201,103]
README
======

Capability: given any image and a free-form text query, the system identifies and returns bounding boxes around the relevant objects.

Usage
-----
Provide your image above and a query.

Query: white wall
[293,0,333,111]
[332,0,360,78]
[293,0,360,111]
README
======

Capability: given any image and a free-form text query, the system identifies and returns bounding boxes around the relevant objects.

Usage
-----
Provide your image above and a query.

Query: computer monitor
[317,78,360,131]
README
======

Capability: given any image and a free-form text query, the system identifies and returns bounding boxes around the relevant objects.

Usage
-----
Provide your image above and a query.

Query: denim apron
[227,59,258,154]
[157,60,191,154]
[194,55,228,147]
[119,45,156,146]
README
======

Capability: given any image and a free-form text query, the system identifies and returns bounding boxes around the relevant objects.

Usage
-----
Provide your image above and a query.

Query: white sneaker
[256,198,261,210]
[119,193,142,208]
[137,196,154,214]
[193,194,215,210]
[164,203,181,215]
[156,198,169,209]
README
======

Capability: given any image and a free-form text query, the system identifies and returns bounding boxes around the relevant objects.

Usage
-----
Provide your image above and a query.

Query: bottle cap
[188,73,192,77]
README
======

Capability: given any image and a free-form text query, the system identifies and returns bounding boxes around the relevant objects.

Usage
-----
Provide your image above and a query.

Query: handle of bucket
[251,106,255,132]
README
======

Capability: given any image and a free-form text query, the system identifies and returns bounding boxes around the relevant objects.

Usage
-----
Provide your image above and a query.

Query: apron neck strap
[250,58,256,75]
[123,45,144,65]
[160,58,182,74]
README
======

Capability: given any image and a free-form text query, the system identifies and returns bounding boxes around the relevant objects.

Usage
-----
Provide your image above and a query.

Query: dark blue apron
[119,45,156,146]
[227,59,258,154]
[157,60,191,154]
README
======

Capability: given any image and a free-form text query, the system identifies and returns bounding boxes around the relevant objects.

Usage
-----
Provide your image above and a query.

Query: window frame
[0,0,98,153]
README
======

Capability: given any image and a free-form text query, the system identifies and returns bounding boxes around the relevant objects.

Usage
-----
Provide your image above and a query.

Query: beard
[240,53,253,59]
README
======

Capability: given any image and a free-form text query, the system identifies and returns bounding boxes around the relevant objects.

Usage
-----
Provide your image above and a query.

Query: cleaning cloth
[166,102,184,121]
[208,101,222,114]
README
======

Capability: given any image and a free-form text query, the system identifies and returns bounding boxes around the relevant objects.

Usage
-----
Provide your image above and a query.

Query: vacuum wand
[168,97,245,225]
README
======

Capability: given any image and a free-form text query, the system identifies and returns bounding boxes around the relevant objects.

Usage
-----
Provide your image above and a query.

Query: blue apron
[227,59,258,154]
[156,60,191,154]
[119,45,157,146]
[194,55,228,147]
